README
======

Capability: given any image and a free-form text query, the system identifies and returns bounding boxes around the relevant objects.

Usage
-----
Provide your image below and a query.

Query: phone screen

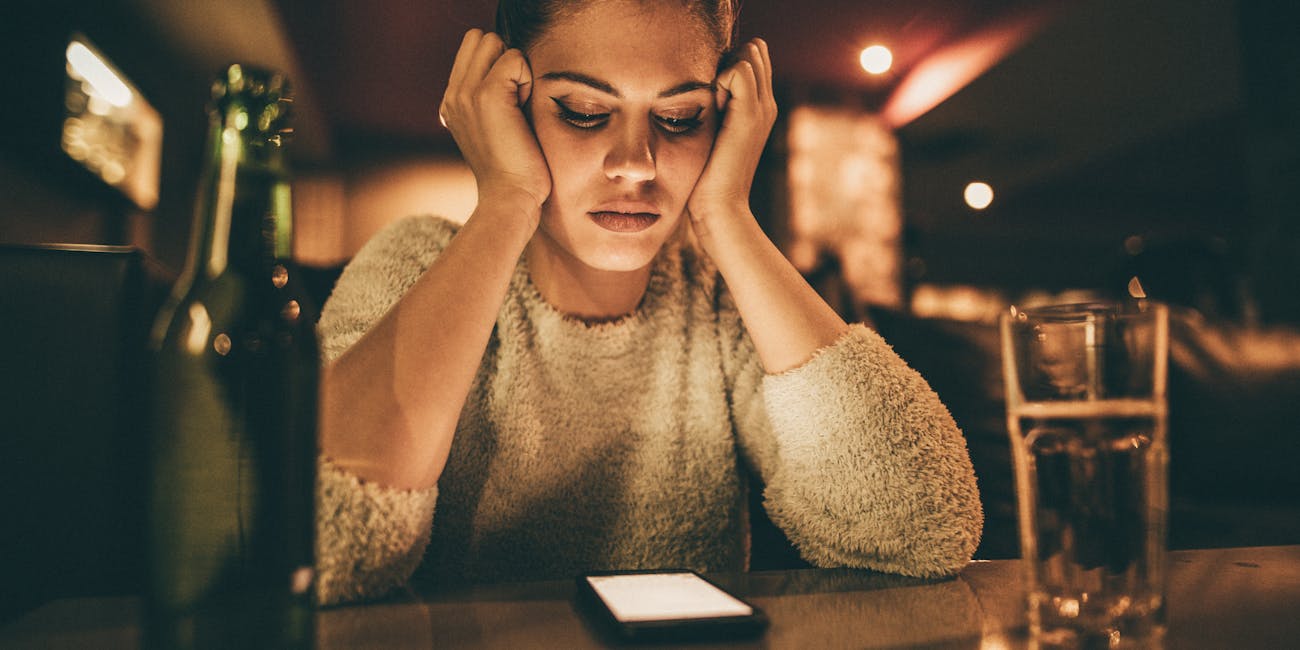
[584,571,754,622]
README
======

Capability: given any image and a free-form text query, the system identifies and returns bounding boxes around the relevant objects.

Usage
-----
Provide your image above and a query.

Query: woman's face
[525,0,721,272]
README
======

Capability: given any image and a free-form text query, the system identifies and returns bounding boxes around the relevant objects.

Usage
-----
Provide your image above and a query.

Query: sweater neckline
[515,241,680,334]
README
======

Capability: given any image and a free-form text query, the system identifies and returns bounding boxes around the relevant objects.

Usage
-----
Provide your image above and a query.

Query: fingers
[714,61,751,113]
[436,29,552,214]
[752,38,773,105]
[462,31,507,92]
[445,29,482,98]
[487,48,533,107]
[442,30,532,129]
[715,38,776,119]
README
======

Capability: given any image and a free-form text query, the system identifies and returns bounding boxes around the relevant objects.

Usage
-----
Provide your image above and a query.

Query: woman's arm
[321,205,533,490]
[321,29,550,491]
[688,39,847,373]
[699,40,981,576]
[721,316,983,578]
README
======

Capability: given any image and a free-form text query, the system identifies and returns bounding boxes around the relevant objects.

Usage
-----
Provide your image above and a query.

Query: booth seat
[0,244,164,620]
[869,306,1300,559]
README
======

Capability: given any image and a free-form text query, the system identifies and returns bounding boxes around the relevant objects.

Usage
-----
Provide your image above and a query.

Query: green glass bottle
[146,64,316,650]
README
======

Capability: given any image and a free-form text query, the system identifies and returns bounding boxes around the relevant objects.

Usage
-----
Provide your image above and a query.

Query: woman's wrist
[471,189,545,238]
[689,200,762,259]
[688,197,754,242]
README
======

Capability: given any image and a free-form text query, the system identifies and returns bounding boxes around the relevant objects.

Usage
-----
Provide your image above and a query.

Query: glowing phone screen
[584,572,754,622]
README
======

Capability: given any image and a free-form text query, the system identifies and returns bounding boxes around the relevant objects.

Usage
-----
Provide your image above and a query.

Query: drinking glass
[1000,301,1169,648]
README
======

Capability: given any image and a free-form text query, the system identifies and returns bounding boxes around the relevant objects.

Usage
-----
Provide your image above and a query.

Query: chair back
[0,244,160,619]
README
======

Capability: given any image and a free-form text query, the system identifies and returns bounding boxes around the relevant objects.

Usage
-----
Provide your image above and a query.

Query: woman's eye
[553,99,608,129]
[655,110,704,134]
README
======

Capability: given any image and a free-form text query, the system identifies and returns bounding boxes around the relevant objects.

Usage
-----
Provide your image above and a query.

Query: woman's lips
[589,211,659,233]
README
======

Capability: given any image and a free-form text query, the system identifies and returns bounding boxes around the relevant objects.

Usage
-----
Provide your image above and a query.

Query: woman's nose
[603,123,656,183]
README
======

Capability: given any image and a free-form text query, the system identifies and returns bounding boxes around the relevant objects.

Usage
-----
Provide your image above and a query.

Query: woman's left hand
[687,38,778,237]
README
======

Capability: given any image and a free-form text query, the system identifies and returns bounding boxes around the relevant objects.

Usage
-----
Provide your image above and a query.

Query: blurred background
[2,0,1299,606]
[4,0,1298,325]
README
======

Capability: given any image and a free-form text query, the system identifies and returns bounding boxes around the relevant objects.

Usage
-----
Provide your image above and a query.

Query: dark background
[3,0,1297,324]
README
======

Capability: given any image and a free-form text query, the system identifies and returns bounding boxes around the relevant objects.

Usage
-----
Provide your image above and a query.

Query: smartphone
[576,569,768,643]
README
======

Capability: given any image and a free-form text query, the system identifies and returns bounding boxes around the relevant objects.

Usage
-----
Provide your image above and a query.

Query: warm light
[66,41,133,107]
[1128,276,1147,299]
[785,106,903,308]
[880,8,1053,128]
[859,45,893,75]
[964,181,994,210]
[186,303,213,355]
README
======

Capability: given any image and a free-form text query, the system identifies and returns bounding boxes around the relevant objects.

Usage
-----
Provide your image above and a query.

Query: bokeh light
[964,181,994,210]
[859,45,893,75]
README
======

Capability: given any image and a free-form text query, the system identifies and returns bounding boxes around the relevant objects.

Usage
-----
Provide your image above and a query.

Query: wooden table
[5,546,1299,648]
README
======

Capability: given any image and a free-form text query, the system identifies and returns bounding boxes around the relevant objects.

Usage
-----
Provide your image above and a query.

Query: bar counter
[4,545,1298,648]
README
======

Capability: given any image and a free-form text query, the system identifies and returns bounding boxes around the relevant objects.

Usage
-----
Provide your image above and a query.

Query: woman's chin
[578,244,660,273]
[536,209,681,273]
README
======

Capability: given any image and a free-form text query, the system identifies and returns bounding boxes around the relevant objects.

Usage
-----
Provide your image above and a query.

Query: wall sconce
[61,34,162,211]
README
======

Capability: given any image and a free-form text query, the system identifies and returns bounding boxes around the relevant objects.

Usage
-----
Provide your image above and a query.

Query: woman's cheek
[669,135,714,186]
[532,126,592,196]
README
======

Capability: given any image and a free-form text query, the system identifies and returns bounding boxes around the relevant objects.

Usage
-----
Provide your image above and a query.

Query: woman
[315,0,982,605]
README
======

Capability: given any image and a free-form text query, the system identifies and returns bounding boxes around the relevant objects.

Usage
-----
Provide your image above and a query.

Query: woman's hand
[440,30,552,226]
[686,38,778,237]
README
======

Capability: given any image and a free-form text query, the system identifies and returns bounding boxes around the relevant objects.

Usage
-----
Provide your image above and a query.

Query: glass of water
[1000,301,1169,648]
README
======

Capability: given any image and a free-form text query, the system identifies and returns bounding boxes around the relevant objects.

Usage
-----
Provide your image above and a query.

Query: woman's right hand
[440,30,552,227]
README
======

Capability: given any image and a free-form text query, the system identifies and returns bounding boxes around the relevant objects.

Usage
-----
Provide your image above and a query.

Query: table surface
[5,545,1299,649]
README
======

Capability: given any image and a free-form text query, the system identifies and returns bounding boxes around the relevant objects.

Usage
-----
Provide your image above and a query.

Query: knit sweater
[315,215,982,605]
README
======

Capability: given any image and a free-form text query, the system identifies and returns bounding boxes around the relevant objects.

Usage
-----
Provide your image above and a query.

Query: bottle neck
[182,105,293,284]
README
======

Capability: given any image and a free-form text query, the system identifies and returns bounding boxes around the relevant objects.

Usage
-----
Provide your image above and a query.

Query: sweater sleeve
[314,215,458,605]
[720,289,983,579]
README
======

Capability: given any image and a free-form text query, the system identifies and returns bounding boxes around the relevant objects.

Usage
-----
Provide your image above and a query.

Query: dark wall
[1240,0,1300,325]
[896,0,1300,325]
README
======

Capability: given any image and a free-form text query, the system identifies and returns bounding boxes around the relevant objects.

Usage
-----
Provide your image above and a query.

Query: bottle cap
[210,64,293,135]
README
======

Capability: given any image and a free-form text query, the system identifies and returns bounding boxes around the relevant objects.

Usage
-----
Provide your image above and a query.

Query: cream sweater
[315,215,982,605]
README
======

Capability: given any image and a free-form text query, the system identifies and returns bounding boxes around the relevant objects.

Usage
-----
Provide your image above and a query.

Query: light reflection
[281,300,301,322]
[66,41,132,107]
[272,265,289,288]
[911,284,1006,323]
[101,161,126,184]
[882,8,1053,128]
[1129,276,1148,299]
[213,333,232,356]
[208,127,242,277]
[186,303,212,355]
[290,566,314,595]
[979,631,1013,650]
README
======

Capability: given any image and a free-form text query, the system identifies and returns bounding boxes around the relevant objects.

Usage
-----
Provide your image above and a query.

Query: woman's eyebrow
[658,80,715,98]
[539,71,618,96]
[538,71,714,99]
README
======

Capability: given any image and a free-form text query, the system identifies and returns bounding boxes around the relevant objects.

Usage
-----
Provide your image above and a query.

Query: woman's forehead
[528,0,721,82]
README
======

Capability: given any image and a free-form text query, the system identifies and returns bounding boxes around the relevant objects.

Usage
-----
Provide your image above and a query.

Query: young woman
[314,0,982,605]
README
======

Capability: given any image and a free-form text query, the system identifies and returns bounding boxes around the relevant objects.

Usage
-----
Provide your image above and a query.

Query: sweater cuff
[315,456,438,606]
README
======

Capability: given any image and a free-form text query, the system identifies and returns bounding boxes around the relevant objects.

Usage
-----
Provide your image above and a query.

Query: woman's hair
[495,0,741,57]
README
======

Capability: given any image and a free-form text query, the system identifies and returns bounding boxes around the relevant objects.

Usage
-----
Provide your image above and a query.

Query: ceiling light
[859,45,893,75]
[964,181,994,210]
